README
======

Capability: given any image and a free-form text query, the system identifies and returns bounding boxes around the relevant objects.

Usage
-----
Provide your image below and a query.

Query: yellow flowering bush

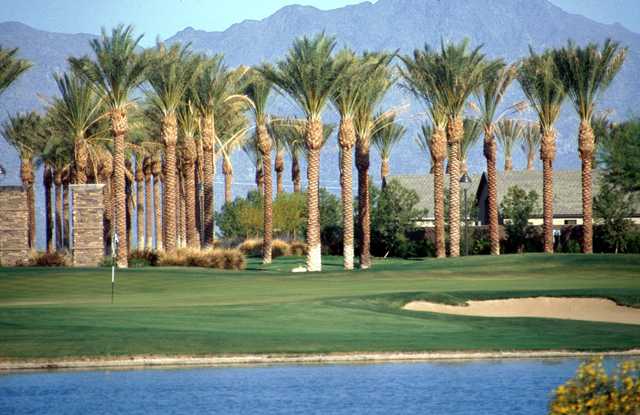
[549,357,640,414]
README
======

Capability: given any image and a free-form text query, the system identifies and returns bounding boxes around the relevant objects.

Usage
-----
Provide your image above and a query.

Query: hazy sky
[1,0,638,46]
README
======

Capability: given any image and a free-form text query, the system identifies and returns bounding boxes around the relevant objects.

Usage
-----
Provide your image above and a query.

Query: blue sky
[1,0,638,45]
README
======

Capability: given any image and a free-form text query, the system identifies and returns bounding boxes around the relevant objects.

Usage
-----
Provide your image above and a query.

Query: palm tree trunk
[152,159,163,251]
[135,162,145,251]
[432,126,447,258]
[579,120,594,254]
[144,159,153,250]
[44,166,54,253]
[162,114,178,253]
[275,150,284,195]
[339,117,356,270]
[527,151,535,171]
[54,172,63,251]
[381,159,390,189]
[356,136,371,269]
[484,125,500,256]
[292,155,301,192]
[63,178,70,250]
[183,136,200,249]
[179,172,187,248]
[125,169,133,254]
[195,139,204,244]
[305,119,323,272]
[447,115,463,257]
[504,157,513,171]
[223,157,233,204]
[201,115,216,248]
[75,136,88,184]
[111,109,129,267]
[258,124,273,264]
[20,157,35,249]
[541,129,556,254]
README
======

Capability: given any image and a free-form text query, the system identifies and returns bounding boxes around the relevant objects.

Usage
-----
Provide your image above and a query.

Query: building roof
[390,173,482,219]
[482,169,639,217]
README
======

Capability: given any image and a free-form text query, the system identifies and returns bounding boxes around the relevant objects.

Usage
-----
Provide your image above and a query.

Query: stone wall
[0,186,30,266]
[71,184,105,267]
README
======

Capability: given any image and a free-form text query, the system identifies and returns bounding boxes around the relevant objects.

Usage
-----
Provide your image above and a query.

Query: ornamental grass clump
[159,248,245,270]
[238,238,291,258]
[549,357,640,414]
[289,241,308,256]
[21,251,69,267]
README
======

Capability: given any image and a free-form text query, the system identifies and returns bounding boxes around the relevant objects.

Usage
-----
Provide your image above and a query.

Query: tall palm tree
[520,122,541,171]
[151,152,163,251]
[49,72,106,184]
[432,40,487,257]
[191,55,241,247]
[496,118,523,171]
[95,146,113,253]
[401,50,449,258]
[373,114,406,187]
[475,61,517,255]
[243,135,264,192]
[243,69,274,264]
[2,112,45,249]
[143,41,201,253]
[330,49,361,269]
[460,117,482,175]
[518,48,566,253]
[284,123,305,193]
[260,33,345,272]
[553,39,627,254]
[353,52,395,269]
[177,100,201,248]
[69,25,149,267]
[0,46,31,96]
[217,102,249,204]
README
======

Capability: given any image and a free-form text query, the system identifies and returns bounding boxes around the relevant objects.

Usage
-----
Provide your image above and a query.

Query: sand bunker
[403,297,640,325]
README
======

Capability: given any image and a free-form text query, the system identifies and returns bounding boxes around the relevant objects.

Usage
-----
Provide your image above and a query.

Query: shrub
[128,250,159,267]
[158,248,245,270]
[549,357,639,414]
[289,241,308,256]
[237,238,291,258]
[22,251,69,267]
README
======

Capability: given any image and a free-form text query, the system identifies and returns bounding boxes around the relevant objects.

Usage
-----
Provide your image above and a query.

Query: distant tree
[594,184,634,254]
[500,186,539,253]
[273,192,306,240]
[371,179,428,258]
[599,118,640,194]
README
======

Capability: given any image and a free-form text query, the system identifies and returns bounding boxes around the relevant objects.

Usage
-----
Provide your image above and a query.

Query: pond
[0,358,617,414]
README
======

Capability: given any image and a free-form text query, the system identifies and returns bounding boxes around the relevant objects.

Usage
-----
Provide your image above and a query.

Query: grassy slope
[1,254,639,359]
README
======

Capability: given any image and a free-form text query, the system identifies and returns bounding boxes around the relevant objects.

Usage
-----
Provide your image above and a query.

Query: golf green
[1,254,639,359]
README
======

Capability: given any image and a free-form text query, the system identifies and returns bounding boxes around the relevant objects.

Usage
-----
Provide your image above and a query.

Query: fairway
[1,254,640,360]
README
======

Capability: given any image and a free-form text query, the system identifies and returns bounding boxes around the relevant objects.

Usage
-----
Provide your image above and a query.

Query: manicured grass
[1,254,640,359]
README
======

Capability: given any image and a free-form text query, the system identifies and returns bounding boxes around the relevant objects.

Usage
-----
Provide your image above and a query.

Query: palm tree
[143,156,154,249]
[518,48,566,253]
[0,46,31,95]
[69,25,149,267]
[401,50,449,258]
[475,61,517,255]
[95,146,113,253]
[2,112,46,249]
[191,55,241,247]
[143,41,201,253]
[373,114,406,187]
[217,102,249,204]
[49,72,106,184]
[284,123,305,193]
[43,164,54,252]
[177,100,201,248]
[353,52,395,269]
[243,69,274,264]
[553,39,627,254]
[260,33,345,272]
[432,40,487,257]
[520,122,541,171]
[151,152,163,251]
[496,119,523,171]
[460,117,482,175]
[329,50,360,269]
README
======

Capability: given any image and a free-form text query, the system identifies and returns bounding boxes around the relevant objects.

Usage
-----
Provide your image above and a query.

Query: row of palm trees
[0,29,627,270]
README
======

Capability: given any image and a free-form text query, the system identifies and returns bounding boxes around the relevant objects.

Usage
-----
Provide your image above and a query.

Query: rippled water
[0,358,617,414]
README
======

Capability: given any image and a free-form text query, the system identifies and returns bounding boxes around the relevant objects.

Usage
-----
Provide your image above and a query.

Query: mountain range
[0,0,639,247]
